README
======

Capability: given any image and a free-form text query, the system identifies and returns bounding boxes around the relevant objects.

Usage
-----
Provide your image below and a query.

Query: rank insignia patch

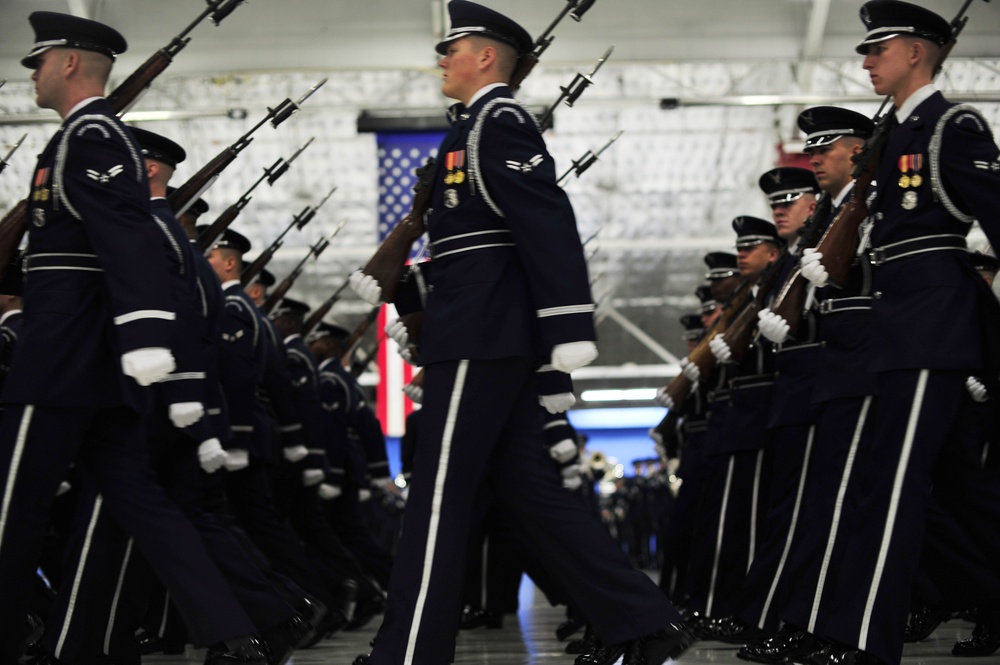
[86,164,124,185]
[505,154,543,174]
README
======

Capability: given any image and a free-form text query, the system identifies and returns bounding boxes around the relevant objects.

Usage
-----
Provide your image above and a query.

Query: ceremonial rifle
[261,221,346,314]
[358,0,598,303]
[814,0,984,288]
[557,131,623,187]
[713,251,787,364]
[197,138,314,252]
[340,307,382,372]
[537,45,614,131]
[510,0,598,93]
[658,279,753,409]
[0,1,247,280]
[0,134,27,177]
[169,78,326,216]
[301,279,352,336]
[107,0,246,114]
[764,195,833,339]
[240,185,336,285]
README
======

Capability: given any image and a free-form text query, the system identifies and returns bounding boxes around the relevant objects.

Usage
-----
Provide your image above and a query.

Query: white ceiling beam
[66,0,96,19]
[798,0,832,92]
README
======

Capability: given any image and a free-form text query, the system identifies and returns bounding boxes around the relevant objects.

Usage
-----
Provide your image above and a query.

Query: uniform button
[819,341,827,348]
[873,291,882,299]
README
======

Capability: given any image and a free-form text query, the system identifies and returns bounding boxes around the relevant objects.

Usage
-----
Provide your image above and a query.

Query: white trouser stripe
[104,538,134,654]
[706,455,736,617]
[404,360,468,665]
[759,426,815,628]
[809,396,871,632]
[748,449,765,571]
[859,371,927,650]
[56,495,104,658]
[0,405,34,553]
[159,592,170,637]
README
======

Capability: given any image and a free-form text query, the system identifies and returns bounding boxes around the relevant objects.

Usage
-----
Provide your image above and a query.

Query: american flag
[375,131,443,436]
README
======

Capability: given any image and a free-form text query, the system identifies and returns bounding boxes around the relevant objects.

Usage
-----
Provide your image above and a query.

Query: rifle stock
[240,246,277,286]
[0,200,29,281]
[361,160,434,303]
[196,191,243,251]
[302,280,351,335]
[340,307,381,368]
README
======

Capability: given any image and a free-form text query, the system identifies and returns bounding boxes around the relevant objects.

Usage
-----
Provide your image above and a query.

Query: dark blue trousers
[812,370,984,665]
[0,405,254,664]
[734,423,813,631]
[778,395,876,634]
[369,358,679,665]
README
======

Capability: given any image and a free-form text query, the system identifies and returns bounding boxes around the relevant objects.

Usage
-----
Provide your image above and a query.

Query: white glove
[757,308,790,344]
[283,445,308,463]
[549,439,578,464]
[561,464,584,490]
[168,402,204,428]
[551,341,598,373]
[666,457,681,476]
[800,248,829,287]
[224,448,249,472]
[349,270,382,306]
[358,488,372,502]
[386,317,408,348]
[302,469,325,486]
[398,346,417,366]
[198,438,228,473]
[539,392,576,414]
[402,382,424,404]
[57,481,72,496]
[655,386,674,409]
[679,357,700,381]
[319,483,342,500]
[121,348,176,386]
[966,376,989,403]
[709,335,732,363]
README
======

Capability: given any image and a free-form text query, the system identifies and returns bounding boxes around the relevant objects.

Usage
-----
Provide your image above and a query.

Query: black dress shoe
[624,623,697,664]
[346,595,385,632]
[557,615,586,641]
[295,596,328,649]
[259,616,309,665]
[574,642,626,665]
[738,625,823,664]
[903,603,951,643]
[138,634,186,655]
[822,646,883,665]
[953,619,1000,657]
[459,608,503,629]
[566,625,601,654]
[203,636,268,665]
[700,616,772,645]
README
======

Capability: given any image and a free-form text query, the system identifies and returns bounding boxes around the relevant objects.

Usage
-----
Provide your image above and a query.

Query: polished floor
[146,581,985,665]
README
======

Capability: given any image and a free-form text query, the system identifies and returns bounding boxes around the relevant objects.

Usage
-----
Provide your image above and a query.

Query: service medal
[444,188,459,209]
[910,174,923,187]
[444,172,454,185]
[453,170,465,184]
[898,174,911,188]
[901,191,918,210]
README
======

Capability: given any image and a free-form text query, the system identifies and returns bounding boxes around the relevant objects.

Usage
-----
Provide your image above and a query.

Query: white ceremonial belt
[868,234,966,266]
[25,252,102,272]
[819,296,873,315]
